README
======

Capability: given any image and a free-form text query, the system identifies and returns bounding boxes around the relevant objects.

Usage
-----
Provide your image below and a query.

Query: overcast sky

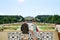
[0,0,60,17]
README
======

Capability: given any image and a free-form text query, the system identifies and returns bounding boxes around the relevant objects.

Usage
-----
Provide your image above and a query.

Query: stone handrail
[0,30,59,40]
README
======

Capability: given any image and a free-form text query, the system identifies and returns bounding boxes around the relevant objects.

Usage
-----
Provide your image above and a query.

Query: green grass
[4,27,19,30]
[38,26,55,30]
[0,22,55,31]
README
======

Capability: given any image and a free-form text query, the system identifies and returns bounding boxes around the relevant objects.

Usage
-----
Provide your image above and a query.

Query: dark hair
[33,20,36,22]
[21,23,29,34]
[24,20,28,22]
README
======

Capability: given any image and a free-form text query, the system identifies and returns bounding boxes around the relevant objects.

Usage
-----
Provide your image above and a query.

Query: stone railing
[0,30,59,40]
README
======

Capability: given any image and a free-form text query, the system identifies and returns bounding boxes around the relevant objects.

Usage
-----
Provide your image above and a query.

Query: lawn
[0,22,55,31]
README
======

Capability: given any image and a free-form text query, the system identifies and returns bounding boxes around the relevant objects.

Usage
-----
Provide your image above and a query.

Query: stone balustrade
[0,31,59,40]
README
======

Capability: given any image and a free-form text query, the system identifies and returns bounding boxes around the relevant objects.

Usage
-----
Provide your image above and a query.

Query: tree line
[0,15,24,24]
[0,15,60,24]
[35,15,60,24]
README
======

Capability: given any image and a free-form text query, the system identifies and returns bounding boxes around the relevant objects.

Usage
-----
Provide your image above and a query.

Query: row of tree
[35,15,60,24]
[0,15,60,24]
[0,15,24,24]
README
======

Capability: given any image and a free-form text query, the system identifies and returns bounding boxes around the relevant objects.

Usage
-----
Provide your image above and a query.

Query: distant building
[24,16,34,22]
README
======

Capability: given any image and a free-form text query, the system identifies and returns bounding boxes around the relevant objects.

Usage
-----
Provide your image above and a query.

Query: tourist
[55,23,60,32]
[32,20,38,40]
[21,20,29,40]
[28,20,38,40]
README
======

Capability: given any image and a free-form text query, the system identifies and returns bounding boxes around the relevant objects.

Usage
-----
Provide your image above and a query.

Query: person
[32,20,38,40]
[55,23,60,32]
[28,20,38,40]
[21,20,29,40]
[55,23,60,40]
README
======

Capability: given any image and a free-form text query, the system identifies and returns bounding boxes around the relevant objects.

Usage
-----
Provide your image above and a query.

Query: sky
[0,0,60,17]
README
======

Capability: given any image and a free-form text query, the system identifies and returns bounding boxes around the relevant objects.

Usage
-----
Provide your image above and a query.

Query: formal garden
[0,15,59,40]
[0,22,55,31]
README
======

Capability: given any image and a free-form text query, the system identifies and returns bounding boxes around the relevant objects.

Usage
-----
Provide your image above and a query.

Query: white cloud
[0,12,11,15]
[18,0,24,3]
[0,12,23,16]
[0,13,5,15]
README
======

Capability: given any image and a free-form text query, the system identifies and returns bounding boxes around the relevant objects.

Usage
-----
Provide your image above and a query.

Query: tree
[18,15,24,22]
[53,15,60,24]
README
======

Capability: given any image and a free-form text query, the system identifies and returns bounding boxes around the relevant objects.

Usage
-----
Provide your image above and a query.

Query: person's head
[24,20,28,23]
[32,20,36,23]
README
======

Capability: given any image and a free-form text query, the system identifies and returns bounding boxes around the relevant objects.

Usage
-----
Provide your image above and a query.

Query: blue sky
[0,0,60,17]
